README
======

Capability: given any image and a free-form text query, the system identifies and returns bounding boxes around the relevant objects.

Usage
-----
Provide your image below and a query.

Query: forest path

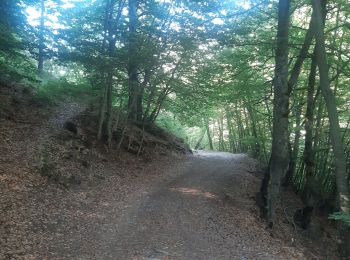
[101,151,267,259]
[61,151,306,260]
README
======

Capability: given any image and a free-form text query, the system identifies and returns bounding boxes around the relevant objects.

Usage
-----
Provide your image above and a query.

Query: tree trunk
[281,9,316,185]
[282,9,316,185]
[302,50,317,203]
[206,120,214,150]
[294,75,317,226]
[284,99,302,186]
[312,0,350,254]
[127,0,139,122]
[97,81,108,140]
[287,11,315,94]
[234,103,245,152]
[139,69,151,123]
[38,0,45,74]
[225,109,236,153]
[218,116,225,151]
[267,0,290,227]
[97,0,123,143]
[194,128,206,150]
[312,0,349,214]
[148,88,170,123]
[246,104,260,159]
[105,71,113,146]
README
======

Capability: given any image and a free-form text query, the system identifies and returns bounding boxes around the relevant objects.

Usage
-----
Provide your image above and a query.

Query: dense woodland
[1,0,350,256]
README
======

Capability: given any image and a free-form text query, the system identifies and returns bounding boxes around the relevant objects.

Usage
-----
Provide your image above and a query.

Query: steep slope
[0,82,188,259]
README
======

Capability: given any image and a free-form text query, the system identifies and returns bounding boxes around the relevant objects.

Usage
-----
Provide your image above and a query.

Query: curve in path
[87,151,303,259]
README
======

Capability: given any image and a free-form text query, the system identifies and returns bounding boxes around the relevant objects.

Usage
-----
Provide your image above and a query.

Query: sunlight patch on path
[193,150,246,159]
[169,187,218,199]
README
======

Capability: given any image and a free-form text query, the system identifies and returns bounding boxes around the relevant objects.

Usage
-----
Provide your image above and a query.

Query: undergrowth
[329,212,350,226]
[33,77,95,105]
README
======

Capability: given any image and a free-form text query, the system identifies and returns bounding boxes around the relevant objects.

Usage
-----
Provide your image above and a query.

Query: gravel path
[51,151,307,260]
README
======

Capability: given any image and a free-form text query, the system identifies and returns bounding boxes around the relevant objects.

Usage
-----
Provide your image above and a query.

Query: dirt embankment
[0,82,188,259]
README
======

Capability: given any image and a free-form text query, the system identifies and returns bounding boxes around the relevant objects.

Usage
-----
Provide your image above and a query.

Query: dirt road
[102,151,267,259]
[47,151,306,260]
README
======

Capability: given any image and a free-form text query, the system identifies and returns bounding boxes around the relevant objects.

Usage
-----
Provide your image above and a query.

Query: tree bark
[312,0,350,254]
[287,11,315,94]
[97,0,123,144]
[97,81,108,140]
[312,0,349,214]
[127,0,139,122]
[218,116,225,151]
[38,0,45,74]
[284,99,302,186]
[303,50,317,198]
[206,119,214,150]
[225,109,236,153]
[234,103,245,152]
[246,103,260,159]
[194,128,206,150]
[267,0,290,227]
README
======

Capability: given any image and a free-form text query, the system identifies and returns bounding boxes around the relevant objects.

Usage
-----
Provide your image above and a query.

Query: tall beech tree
[97,0,124,145]
[37,0,45,74]
[266,0,290,226]
[312,0,350,254]
[312,0,349,215]
[127,0,139,122]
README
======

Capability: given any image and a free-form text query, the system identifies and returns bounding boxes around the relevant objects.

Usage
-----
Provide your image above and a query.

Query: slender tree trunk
[284,99,302,186]
[313,0,350,254]
[287,11,315,94]
[313,100,323,155]
[38,0,45,74]
[97,82,108,140]
[235,103,245,152]
[127,0,139,122]
[195,128,206,150]
[206,120,214,150]
[302,51,317,204]
[225,109,236,153]
[105,71,113,146]
[140,69,151,123]
[218,116,226,151]
[246,104,260,159]
[143,86,156,122]
[97,0,112,141]
[281,9,316,185]
[267,0,290,227]
[312,0,349,214]
[282,9,315,185]
[295,51,319,229]
[264,99,273,136]
[97,0,123,143]
[148,89,170,123]
[106,0,124,146]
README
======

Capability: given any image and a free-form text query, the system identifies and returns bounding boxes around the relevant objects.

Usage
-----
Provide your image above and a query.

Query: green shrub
[33,77,93,105]
[156,112,187,140]
[329,212,350,226]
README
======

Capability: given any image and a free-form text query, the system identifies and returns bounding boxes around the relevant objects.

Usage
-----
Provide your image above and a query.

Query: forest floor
[0,84,340,259]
